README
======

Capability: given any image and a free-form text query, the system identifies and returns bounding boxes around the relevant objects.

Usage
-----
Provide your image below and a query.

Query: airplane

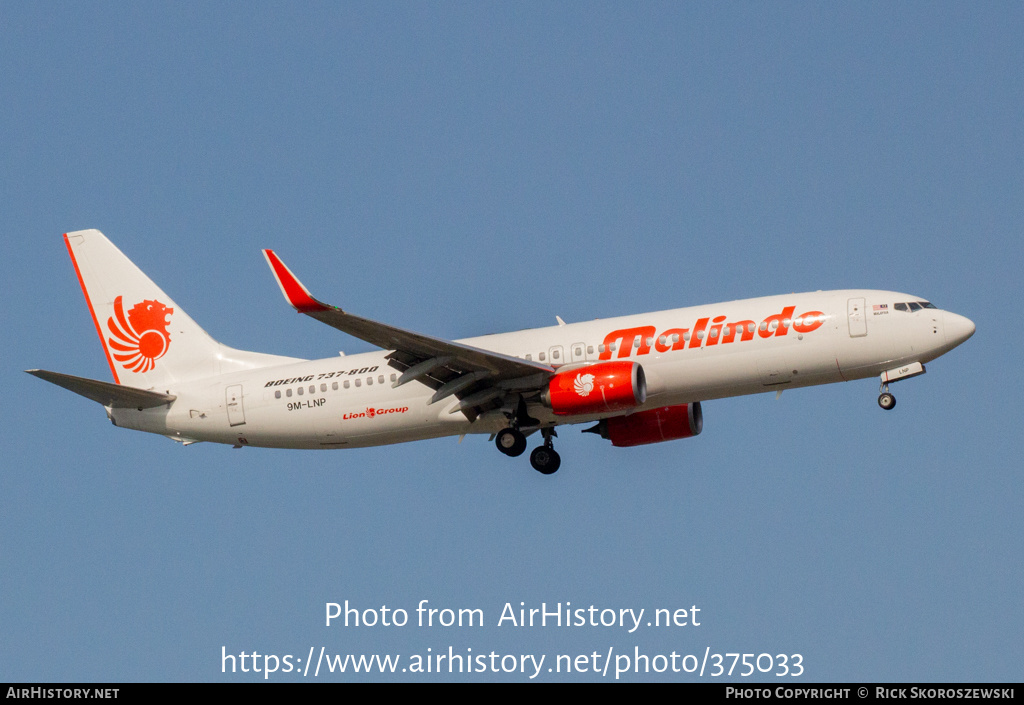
[28,229,975,475]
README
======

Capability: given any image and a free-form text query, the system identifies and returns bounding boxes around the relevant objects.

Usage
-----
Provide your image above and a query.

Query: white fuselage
[109,290,973,449]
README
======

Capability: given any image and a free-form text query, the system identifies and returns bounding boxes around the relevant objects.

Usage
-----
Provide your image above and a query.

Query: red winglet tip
[263,250,329,313]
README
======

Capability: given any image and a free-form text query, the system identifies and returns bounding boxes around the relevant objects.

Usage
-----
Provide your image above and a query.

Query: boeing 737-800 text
[28,230,975,474]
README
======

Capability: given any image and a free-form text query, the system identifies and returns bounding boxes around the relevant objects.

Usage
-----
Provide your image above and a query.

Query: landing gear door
[226,384,246,427]
[848,297,867,338]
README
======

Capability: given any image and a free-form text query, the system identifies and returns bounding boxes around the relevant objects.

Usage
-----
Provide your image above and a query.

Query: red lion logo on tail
[106,297,174,373]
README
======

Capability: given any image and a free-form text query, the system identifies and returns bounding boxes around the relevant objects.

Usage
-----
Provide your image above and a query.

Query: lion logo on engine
[573,373,595,397]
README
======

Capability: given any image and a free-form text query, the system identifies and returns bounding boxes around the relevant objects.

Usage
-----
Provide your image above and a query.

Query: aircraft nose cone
[944,311,976,347]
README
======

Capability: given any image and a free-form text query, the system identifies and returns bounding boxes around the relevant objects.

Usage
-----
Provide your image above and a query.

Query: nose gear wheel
[878,381,896,411]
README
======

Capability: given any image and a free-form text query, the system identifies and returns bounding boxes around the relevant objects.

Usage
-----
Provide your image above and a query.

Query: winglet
[262,250,331,313]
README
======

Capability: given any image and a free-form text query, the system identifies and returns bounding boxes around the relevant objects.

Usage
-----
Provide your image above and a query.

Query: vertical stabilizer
[64,229,299,388]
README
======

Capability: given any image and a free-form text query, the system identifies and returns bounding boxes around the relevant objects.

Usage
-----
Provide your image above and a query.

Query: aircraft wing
[263,250,555,416]
[26,369,176,409]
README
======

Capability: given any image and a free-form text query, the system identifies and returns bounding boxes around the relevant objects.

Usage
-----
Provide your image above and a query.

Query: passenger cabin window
[275,390,281,399]
[539,352,546,361]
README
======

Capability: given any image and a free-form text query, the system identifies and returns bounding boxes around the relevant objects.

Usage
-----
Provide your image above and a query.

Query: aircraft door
[570,342,587,363]
[847,298,867,338]
[226,384,246,426]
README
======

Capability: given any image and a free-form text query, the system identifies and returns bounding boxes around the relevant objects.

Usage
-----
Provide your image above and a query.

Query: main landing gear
[529,429,560,475]
[878,381,896,411]
[494,426,561,474]
[493,395,560,474]
[495,427,527,457]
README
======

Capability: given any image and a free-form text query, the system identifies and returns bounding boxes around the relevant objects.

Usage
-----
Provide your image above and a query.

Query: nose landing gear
[878,381,896,410]
[876,362,927,410]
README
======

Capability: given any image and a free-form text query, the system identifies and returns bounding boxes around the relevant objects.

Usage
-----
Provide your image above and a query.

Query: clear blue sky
[2,2,1020,682]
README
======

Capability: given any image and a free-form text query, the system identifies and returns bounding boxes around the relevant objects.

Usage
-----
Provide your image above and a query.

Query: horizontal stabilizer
[26,369,176,409]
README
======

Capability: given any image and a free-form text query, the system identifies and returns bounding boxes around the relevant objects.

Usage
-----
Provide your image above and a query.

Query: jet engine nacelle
[585,402,703,447]
[542,361,646,416]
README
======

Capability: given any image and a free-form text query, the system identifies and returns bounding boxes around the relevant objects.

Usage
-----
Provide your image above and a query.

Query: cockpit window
[895,300,936,312]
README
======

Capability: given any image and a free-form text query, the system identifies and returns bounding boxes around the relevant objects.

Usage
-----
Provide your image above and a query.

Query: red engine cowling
[588,402,703,447]
[542,361,646,416]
